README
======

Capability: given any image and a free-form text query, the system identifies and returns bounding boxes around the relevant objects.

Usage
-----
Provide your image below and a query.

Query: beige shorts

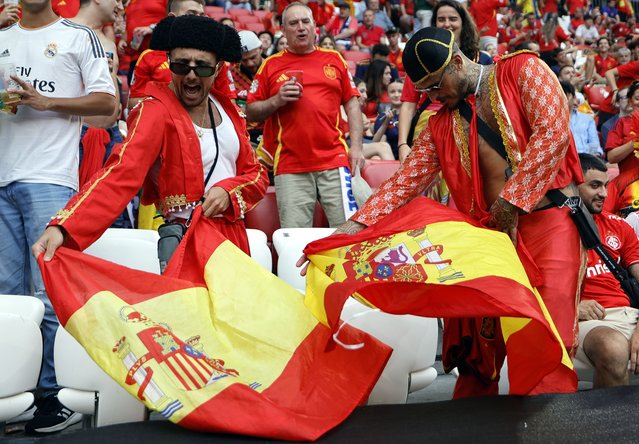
[575,306,639,366]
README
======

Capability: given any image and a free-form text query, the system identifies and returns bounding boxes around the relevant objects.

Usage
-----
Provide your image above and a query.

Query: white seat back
[60,228,155,426]
[55,327,146,426]
[0,297,44,421]
[0,314,42,399]
[246,228,272,272]
[272,227,335,292]
[84,228,160,274]
[0,294,45,325]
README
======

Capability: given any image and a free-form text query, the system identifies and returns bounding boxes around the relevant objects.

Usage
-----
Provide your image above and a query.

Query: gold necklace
[196,106,208,138]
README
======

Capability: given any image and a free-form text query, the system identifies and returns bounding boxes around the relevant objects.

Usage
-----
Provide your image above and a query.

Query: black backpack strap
[407,97,432,145]
[457,100,513,179]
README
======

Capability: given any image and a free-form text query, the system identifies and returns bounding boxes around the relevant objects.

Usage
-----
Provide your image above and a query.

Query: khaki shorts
[575,306,639,366]
[274,167,358,228]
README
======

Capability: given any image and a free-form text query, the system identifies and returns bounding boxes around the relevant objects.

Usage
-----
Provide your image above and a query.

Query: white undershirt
[172,95,239,220]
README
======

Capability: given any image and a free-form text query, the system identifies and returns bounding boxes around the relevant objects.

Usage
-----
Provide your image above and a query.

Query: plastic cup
[0,63,20,114]
[286,70,303,97]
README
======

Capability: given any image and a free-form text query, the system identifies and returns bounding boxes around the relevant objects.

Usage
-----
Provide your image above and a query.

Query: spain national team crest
[45,43,58,58]
[112,306,240,419]
[341,227,465,283]
[605,234,621,250]
[250,79,259,94]
[323,65,337,80]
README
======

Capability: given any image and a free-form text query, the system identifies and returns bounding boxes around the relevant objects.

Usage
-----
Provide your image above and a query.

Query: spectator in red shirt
[246,2,364,228]
[469,0,507,50]
[585,37,618,85]
[576,153,639,388]
[324,0,358,51]
[570,7,585,32]
[535,13,571,68]
[386,26,404,76]
[539,0,558,15]
[355,9,386,52]
[605,82,639,212]
[599,48,636,127]
[119,0,168,85]
[566,0,587,16]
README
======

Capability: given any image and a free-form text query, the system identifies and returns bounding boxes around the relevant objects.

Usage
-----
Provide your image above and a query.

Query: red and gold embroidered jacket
[354,51,583,226]
[50,82,268,251]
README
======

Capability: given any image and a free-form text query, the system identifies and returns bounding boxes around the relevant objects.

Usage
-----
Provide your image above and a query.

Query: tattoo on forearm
[490,198,518,231]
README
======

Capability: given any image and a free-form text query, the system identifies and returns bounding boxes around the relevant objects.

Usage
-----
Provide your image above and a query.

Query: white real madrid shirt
[0,18,115,190]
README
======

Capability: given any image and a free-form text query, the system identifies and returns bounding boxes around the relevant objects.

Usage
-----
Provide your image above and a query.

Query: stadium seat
[244,22,266,33]
[244,186,330,244]
[204,5,224,15]
[0,295,44,422]
[346,60,357,76]
[244,186,280,242]
[252,9,272,29]
[361,159,400,189]
[55,326,147,428]
[246,228,273,272]
[84,228,160,274]
[55,229,162,427]
[272,227,439,404]
[584,84,612,111]
[236,14,260,24]
[207,12,228,21]
[343,50,371,63]
[228,8,251,18]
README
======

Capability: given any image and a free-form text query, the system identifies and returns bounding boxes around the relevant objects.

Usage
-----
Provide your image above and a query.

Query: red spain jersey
[130,49,235,99]
[594,54,618,78]
[582,212,639,308]
[124,0,168,59]
[52,0,79,18]
[247,48,358,175]
[388,48,404,76]
[600,61,639,114]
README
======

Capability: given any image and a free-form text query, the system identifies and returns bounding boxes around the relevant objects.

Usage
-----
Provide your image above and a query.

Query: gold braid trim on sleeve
[488,68,521,173]
[55,101,148,225]
[452,110,471,178]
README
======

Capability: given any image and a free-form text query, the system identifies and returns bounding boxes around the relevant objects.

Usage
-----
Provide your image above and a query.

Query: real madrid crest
[323,65,337,80]
[45,43,58,58]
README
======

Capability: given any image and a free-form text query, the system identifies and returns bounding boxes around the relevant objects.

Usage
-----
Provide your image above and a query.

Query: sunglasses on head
[169,62,216,77]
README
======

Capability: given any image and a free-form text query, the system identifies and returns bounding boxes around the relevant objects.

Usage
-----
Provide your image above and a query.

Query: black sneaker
[24,394,82,434]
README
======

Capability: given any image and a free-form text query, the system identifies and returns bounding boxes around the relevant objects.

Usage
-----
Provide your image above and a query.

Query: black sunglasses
[169,62,216,77]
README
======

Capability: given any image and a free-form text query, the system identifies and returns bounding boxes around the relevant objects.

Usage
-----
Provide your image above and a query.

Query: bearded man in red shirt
[576,153,639,388]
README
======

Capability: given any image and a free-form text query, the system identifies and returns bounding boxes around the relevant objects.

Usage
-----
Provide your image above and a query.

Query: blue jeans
[0,181,75,393]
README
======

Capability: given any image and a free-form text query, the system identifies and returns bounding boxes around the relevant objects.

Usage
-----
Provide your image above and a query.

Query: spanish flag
[304,197,575,395]
[39,209,390,441]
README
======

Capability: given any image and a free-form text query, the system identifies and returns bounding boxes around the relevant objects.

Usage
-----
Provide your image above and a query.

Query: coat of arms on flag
[40,209,391,441]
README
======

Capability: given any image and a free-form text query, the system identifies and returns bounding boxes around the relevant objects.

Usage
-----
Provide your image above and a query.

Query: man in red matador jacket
[127,0,236,112]
[33,15,268,260]
[331,27,585,398]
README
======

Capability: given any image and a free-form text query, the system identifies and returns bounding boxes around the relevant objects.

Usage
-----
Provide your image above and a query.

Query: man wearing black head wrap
[35,15,269,264]
[333,27,586,398]
[127,0,235,112]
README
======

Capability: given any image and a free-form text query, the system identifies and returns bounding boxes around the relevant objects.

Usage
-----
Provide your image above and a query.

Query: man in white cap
[233,31,265,146]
